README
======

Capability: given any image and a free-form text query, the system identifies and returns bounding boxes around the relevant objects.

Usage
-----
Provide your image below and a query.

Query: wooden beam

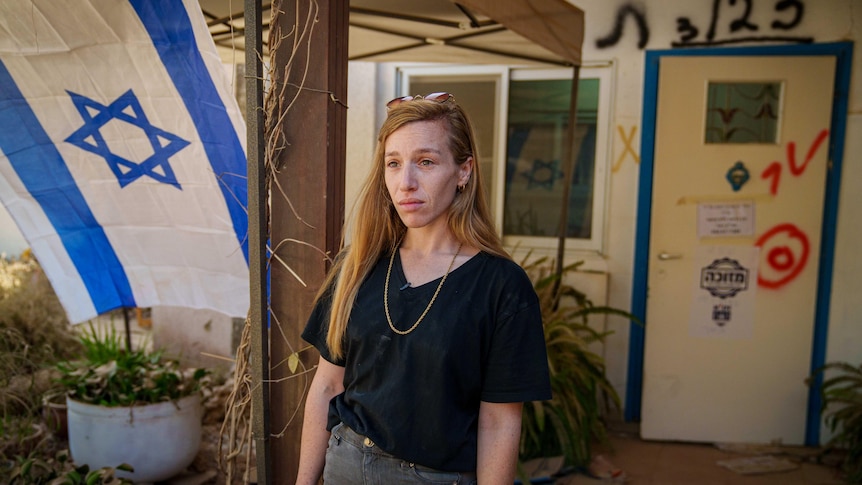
[246,0,271,483]
[267,0,347,482]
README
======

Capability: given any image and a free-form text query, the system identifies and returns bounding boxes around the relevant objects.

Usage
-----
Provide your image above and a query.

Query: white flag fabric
[0,0,249,323]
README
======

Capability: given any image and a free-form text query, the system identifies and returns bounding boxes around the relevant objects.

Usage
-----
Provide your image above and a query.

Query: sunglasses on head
[386,92,454,109]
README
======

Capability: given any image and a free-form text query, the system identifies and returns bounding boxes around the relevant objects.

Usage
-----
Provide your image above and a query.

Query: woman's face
[383,119,472,232]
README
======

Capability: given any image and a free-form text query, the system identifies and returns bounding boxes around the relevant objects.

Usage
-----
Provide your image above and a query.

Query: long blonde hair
[319,97,509,359]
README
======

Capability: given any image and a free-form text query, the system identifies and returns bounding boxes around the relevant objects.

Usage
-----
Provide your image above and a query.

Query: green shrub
[519,257,636,468]
[811,361,862,483]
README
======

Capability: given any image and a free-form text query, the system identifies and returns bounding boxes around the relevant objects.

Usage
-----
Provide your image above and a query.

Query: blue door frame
[625,42,853,446]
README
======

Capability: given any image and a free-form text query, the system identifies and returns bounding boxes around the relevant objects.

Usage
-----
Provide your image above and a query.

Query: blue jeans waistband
[329,422,478,481]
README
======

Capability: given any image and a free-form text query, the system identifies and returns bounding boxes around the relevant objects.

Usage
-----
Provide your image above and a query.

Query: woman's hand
[295,357,345,485]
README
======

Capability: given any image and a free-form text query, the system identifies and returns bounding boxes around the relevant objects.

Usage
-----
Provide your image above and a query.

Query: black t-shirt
[302,250,551,471]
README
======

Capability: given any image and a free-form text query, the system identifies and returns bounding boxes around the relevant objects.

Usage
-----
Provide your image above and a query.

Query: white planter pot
[66,394,203,483]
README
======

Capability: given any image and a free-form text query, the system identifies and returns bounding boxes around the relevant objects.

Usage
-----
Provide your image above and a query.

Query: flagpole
[122,307,132,352]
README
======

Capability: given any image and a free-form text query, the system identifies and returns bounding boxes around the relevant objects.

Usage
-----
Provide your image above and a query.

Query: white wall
[825,3,862,374]
[151,306,238,372]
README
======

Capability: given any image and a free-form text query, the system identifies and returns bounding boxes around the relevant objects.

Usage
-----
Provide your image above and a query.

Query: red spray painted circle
[755,223,809,289]
[767,246,795,271]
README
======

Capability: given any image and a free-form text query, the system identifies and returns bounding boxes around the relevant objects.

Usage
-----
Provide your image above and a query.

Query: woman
[296,93,551,484]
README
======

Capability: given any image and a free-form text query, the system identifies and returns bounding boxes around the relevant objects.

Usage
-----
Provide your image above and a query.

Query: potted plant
[519,256,636,474]
[56,324,210,483]
[809,361,862,483]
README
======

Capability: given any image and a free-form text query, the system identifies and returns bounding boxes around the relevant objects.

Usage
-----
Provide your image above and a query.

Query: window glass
[396,65,610,253]
[504,78,599,238]
[705,82,781,144]
[408,80,497,212]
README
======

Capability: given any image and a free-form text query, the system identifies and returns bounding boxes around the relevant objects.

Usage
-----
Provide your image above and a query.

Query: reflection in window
[705,82,781,144]
[504,78,598,239]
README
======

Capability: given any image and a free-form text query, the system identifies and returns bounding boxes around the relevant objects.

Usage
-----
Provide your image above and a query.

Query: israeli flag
[0,0,249,323]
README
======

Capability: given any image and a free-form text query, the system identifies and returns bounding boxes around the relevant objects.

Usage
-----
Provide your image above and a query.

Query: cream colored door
[641,55,835,444]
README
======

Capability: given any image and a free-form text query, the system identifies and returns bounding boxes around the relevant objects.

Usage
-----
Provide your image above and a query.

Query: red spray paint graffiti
[788,129,829,176]
[761,128,829,196]
[755,223,810,289]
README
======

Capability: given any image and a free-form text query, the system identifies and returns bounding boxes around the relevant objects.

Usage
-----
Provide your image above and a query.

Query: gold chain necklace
[384,241,463,335]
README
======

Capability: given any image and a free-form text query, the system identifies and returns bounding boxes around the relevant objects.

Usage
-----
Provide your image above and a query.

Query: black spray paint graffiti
[595,0,812,50]
[674,0,812,47]
[595,4,650,49]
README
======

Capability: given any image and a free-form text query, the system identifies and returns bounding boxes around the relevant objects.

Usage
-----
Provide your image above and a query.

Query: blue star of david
[64,89,188,189]
[520,159,563,190]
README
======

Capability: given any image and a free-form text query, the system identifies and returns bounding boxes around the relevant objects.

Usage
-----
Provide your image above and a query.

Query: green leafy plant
[56,323,209,407]
[7,449,133,485]
[810,361,862,483]
[519,256,637,468]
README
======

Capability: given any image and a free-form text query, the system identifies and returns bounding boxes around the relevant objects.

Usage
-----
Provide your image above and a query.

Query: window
[705,81,782,144]
[397,64,611,253]
[506,75,599,239]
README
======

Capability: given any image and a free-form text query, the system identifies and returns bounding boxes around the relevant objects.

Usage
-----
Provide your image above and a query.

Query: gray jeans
[323,423,478,485]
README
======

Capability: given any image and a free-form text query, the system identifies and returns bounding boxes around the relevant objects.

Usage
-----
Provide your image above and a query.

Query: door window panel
[705,82,781,144]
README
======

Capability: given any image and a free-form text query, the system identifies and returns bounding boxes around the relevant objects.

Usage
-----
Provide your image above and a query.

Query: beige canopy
[201,0,584,67]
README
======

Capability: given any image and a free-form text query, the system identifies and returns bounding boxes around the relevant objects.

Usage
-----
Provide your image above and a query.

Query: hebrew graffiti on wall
[674,0,812,47]
[754,129,827,289]
[596,4,650,49]
[596,0,813,50]
[760,129,829,196]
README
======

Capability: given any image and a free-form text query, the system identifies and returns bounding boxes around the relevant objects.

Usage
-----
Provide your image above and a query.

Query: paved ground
[554,425,845,485]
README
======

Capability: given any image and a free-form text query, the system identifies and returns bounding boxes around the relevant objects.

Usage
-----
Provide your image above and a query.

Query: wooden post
[246,0,271,483]
[267,0,347,482]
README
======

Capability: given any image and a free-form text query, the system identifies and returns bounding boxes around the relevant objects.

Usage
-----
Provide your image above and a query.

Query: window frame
[395,63,614,254]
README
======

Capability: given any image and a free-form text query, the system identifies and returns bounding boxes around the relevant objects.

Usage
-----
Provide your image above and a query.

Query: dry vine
[218,1,324,483]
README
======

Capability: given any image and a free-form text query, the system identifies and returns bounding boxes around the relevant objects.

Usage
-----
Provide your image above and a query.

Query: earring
[457,184,465,193]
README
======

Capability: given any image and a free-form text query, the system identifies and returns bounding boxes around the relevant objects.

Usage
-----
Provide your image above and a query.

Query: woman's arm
[295,357,345,485]
[476,401,523,484]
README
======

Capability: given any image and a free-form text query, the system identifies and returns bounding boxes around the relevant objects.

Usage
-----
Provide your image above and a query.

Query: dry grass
[0,251,83,477]
[0,251,81,417]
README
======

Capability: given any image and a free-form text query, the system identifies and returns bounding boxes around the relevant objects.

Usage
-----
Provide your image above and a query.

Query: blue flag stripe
[0,60,137,313]
[131,0,249,263]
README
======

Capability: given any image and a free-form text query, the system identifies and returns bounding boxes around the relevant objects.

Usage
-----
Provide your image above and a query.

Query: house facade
[341,0,860,445]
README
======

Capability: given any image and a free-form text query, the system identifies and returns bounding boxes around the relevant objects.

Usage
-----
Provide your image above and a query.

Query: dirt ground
[167,375,254,485]
[180,422,250,485]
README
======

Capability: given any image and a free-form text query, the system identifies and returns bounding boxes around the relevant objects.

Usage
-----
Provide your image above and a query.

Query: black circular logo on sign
[700,257,749,299]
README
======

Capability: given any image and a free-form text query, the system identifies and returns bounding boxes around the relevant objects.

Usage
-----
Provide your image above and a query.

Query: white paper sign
[689,245,759,339]
[697,201,755,238]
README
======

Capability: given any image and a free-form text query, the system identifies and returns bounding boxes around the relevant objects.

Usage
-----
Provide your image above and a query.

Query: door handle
[657,252,683,261]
